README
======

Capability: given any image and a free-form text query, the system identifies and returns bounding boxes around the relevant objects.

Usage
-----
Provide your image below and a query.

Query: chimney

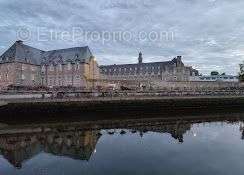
[177,56,182,60]
[16,40,23,44]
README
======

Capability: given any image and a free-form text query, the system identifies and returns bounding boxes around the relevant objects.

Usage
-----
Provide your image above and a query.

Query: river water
[0,115,244,175]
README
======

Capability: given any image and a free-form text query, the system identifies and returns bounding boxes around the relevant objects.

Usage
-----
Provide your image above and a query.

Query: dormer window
[59,64,62,71]
[21,64,26,71]
[67,63,71,70]
[76,62,80,70]
[49,65,54,71]
[41,65,45,72]
[1,56,6,61]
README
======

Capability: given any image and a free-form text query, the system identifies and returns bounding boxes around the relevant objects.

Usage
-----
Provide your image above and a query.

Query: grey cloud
[0,0,244,75]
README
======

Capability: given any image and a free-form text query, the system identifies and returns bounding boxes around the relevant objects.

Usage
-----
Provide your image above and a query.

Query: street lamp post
[93,59,95,90]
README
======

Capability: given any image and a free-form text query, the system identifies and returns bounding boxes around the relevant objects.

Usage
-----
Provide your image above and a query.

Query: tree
[239,63,244,82]
[210,71,219,76]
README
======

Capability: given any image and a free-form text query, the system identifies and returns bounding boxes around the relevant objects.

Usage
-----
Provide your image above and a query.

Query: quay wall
[1,96,244,124]
[1,89,244,100]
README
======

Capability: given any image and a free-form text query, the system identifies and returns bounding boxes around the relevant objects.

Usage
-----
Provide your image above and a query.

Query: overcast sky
[0,0,244,75]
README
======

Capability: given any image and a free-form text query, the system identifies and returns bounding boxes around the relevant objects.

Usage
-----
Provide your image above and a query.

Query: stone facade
[0,62,41,87]
[189,75,239,82]
[41,57,99,88]
[0,41,100,89]
[152,81,242,90]
[100,52,199,82]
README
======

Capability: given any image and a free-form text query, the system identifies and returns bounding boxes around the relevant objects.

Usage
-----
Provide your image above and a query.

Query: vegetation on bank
[239,63,244,82]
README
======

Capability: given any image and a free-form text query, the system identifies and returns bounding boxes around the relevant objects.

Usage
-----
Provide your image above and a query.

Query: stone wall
[152,81,244,90]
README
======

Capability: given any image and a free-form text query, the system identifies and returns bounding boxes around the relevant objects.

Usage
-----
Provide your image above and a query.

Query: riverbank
[1,96,244,124]
[2,94,244,103]
[0,112,244,133]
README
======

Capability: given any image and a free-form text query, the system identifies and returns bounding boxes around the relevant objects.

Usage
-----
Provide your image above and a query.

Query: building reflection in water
[0,116,243,169]
[240,123,244,140]
[132,120,190,143]
[0,130,100,169]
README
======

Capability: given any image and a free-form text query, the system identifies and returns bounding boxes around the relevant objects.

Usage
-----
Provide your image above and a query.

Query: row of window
[21,74,35,81]
[0,64,37,72]
[199,76,237,80]
[103,66,162,72]
[107,71,162,76]
[0,74,8,80]
[0,74,36,81]
[108,75,161,78]
[48,75,81,81]
[48,80,72,86]
[48,77,82,86]
[21,65,37,71]
[42,64,80,72]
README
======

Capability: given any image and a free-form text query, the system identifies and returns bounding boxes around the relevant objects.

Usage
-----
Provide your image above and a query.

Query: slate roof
[99,55,200,76]
[0,40,44,65]
[0,41,93,65]
[100,55,183,69]
[41,46,92,65]
[101,61,175,68]
[100,57,182,73]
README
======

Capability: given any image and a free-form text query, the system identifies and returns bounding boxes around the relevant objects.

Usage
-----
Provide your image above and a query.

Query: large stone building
[0,41,199,90]
[0,40,99,89]
[100,52,199,82]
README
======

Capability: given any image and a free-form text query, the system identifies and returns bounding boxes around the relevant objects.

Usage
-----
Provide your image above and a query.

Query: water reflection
[240,124,244,140]
[0,114,244,172]
[0,130,100,169]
